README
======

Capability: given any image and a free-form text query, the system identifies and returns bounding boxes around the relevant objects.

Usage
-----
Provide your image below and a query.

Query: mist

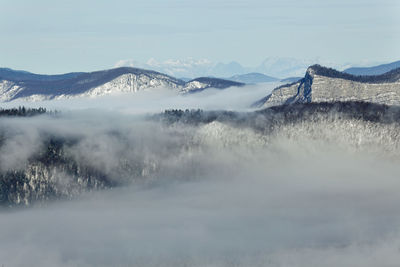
[0,83,279,114]
[1,103,400,266]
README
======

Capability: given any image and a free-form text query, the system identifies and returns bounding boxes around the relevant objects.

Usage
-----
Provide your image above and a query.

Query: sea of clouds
[1,84,400,266]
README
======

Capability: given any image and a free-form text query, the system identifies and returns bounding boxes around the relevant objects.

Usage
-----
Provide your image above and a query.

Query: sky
[1,0,399,74]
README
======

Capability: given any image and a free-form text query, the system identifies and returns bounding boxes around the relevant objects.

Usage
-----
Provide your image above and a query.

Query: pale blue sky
[1,0,399,73]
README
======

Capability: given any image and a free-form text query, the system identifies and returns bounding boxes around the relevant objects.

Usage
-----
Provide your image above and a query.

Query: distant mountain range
[0,67,243,102]
[3,59,400,104]
[116,57,342,79]
[344,60,400,76]
[254,64,400,108]
[279,77,303,83]
[228,73,279,83]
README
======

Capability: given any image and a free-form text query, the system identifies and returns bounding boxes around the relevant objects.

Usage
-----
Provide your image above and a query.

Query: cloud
[1,82,279,114]
[1,104,400,265]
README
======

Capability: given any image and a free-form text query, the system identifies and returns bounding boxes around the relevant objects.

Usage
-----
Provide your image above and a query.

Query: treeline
[311,64,400,83]
[159,109,239,125]
[0,106,51,117]
[158,101,400,132]
[263,101,392,123]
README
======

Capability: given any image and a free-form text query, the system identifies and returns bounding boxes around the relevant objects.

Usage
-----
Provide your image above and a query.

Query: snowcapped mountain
[0,67,185,101]
[115,58,215,79]
[115,57,346,79]
[254,57,313,78]
[254,65,400,108]
[0,67,244,102]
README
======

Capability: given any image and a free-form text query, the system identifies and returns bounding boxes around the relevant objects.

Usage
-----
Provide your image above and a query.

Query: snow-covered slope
[0,67,247,101]
[181,77,244,94]
[0,67,185,101]
[255,65,400,108]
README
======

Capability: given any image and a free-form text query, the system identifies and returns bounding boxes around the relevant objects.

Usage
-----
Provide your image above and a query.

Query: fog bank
[0,83,278,114]
[1,107,400,266]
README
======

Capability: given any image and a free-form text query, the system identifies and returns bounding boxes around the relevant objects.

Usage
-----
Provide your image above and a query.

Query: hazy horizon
[1,0,399,74]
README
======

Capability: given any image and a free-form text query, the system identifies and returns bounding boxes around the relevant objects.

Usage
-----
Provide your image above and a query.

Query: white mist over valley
[2,91,400,266]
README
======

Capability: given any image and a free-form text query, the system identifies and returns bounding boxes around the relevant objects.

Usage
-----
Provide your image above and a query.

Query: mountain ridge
[182,77,244,93]
[0,67,243,101]
[0,67,84,82]
[228,72,278,84]
[344,60,400,76]
[255,64,400,108]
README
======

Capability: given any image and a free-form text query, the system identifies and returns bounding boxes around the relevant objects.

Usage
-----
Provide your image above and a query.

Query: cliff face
[257,65,400,108]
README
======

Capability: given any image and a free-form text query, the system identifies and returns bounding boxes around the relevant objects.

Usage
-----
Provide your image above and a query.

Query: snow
[259,67,400,108]
[0,73,184,102]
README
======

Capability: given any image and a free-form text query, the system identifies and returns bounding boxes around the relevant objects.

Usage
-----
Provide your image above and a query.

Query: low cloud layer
[1,108,400,266]
[1,83,278,114]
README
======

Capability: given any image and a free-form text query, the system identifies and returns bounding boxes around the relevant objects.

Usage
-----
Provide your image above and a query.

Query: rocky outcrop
[255,65,400,108]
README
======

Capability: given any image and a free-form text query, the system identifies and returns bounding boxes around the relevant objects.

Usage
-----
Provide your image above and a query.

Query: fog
[0,83,278,113]
[1,88,400,266]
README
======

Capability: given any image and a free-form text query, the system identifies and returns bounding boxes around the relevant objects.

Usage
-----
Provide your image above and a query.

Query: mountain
[280,77,302,83]
[182,77,244,93]
[254,57,315,78]
[0,67,186,101]
[0,67,246,101]
[209,61,247,77]
[344,60,400,76]
[254,65,400,108]
[132,58,215,79]
[0,68,84,82]
[228,73,278,84]
[116,57,340,79]
[179,77,192,82]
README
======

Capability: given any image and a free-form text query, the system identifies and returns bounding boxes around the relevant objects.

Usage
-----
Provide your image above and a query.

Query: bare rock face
[255,65,400,108]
